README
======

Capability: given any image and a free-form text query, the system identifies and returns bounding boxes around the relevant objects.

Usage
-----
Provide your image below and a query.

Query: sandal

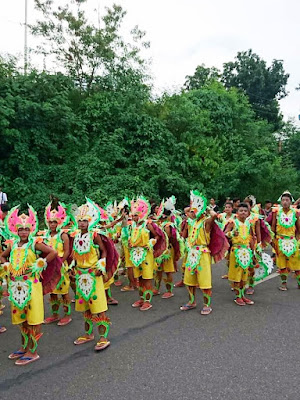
[140,302,153,311]
[15,355,40,366]
[200,306,212,315]
[44,316,60,324]
[180,303,196,311]
[94,339,111,351]
[162,292,174,299]
[278,286,288,291]
[74,335,95,345]
[107,298,118,305]
[8,350,26,360]
[121,285,135,292]
[0,326,7,334]
[57,316,72,326]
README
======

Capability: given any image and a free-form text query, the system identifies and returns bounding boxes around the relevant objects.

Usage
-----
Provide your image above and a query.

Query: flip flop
[8,350,25,360]
[94,340,111,351]
[15,355,40,366]
[180,303,196,311]
[74,335,95,345]
[107,299,119,305]
[200,306,213,315]
[0,326,7,334]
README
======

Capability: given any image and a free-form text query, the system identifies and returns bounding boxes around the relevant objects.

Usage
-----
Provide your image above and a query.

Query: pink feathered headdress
[45,202,68,230]
[5,205,38,239]
[131,196,150,222]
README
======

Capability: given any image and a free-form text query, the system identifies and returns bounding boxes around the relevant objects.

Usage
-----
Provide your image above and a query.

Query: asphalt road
[0,261,299,400]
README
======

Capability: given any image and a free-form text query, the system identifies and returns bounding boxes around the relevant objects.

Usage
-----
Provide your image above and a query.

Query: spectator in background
[263,200,273,218]
[232,198,240,214]
[210,198,219,213]
[0,188,7,210]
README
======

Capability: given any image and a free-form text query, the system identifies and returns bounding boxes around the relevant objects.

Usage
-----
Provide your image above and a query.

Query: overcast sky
[1,0,299,125]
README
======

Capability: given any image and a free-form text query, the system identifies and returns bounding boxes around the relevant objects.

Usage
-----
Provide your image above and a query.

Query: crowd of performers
[0,190,299,366]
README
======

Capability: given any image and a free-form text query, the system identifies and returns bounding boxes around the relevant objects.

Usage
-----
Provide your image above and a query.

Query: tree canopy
[0,1,299,211]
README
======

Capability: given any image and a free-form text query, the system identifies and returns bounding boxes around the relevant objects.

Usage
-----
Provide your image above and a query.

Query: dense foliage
[0,1,299,211]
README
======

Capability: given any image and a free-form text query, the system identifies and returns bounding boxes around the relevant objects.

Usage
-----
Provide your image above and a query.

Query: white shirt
[0,192,7,205]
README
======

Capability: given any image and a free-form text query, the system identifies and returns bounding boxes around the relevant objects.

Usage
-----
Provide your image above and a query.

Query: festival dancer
[244,196,262,295]
[0,206,57,365]
[217,201,235,279]
[72,198,118,351]
[174,206,191,288]
[180,191,228,315]
[271,191,300,291]
[128,196,165,311]
[217,201,234,231]
[154,197,183,298]
[225,202,255,306]
[43,202,72,326]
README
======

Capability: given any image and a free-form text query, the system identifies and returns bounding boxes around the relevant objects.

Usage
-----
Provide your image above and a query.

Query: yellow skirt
[157,247,175,273]
[133,250,154,280]
[275,240,300,271]
[123,246,134,268]
[183,252,212,289]
[10,278,44,325]
[53,262,70,295]
[75,275,108,314]
[228,250,249,283]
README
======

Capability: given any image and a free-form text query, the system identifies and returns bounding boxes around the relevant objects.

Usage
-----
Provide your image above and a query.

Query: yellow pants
[133,250,154,280]
[53,262,70,295]
[228,250,249,283]
[276,251,300,271]
[183,252,212,289]
[157,247,175,273]
[11,278,44,325]
[75,275,108,314]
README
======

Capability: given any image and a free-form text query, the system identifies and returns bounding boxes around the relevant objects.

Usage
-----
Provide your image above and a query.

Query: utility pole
[24,0,28,74]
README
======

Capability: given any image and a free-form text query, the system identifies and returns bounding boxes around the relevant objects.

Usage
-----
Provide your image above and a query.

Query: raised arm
[35,242,57,263]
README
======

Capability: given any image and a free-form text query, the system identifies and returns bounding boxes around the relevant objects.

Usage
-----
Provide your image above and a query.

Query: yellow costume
[129,222,154,280]
[73,232,107,314]
[275,208,299,271]
[228,219,253,283]
[8,241,44,325]
[183,218,212,289]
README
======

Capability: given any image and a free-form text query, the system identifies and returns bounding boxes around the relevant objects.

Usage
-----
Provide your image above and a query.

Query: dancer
[180,191,218,315]
[225,202,255,306]
[72,198,118,351]
[0,206,57,365]
[271,191,300,291]
[154,197,183,298]
[43,202,72,326]
[128,196,165,311]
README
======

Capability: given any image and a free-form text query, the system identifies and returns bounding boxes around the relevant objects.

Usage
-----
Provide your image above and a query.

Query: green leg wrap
[96,321,110,339]
[106,287,112,298]
[138,286,143,298]
[248,276,255,288]
[280,271,288,284]
[63,302,71,316]
[235,287,244,298]
[50,299,61,315]
[29,328,43,354]
[0,285,3,301]
[165,281,174,293]
[84,315,93,335]
[187,286,195,304]
[20,326,29,350]
[295,273,300,286]
[203,292,212,307]
[143,289,153,303]
[154,275,161,291]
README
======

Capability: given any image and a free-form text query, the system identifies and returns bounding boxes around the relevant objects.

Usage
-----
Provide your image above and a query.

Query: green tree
[222,49,289,129]
[184,64,220,90]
